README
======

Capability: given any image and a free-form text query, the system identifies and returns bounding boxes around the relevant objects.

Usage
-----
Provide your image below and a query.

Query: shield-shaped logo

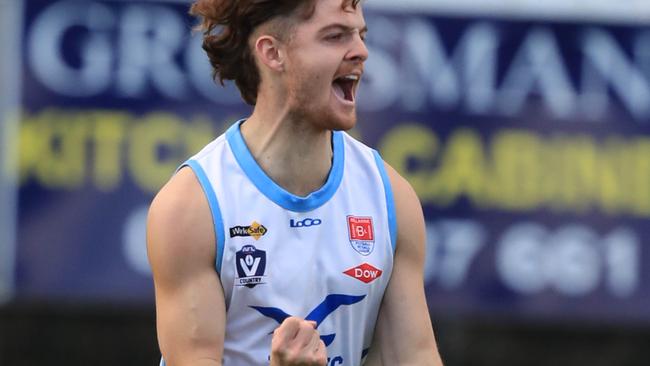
[235,245,267,288]
[347,216,375,255]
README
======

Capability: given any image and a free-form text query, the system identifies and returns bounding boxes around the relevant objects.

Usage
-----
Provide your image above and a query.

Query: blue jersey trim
[372,150,397,254]
[179,160,226,274]
[225,120,344,212]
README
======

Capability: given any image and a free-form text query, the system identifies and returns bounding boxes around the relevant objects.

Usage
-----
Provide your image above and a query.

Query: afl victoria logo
[235,245,267,288]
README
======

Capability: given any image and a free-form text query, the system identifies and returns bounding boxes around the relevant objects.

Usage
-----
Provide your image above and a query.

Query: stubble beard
[286,72,356,132]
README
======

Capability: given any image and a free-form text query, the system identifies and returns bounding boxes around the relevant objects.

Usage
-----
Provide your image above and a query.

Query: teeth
[337,74,359,81]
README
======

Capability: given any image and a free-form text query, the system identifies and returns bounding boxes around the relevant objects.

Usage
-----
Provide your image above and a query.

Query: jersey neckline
[225,119,345,212]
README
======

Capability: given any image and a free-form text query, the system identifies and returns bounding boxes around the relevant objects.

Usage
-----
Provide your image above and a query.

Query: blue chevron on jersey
[250,294,366,347]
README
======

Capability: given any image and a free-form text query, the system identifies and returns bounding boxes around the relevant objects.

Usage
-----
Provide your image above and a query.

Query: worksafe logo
[230,221,268,240]
[250,294,366,347]
[235,245,267,288]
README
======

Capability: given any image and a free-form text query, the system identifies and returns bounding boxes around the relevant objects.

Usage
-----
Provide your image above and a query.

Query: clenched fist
[270,317,327,366]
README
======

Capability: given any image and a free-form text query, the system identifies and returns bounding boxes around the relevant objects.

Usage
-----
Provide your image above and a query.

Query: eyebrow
[318,23,369,35]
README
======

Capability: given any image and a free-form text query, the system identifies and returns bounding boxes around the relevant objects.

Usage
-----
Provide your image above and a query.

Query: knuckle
[299,321,314,332]
[271,332,284,346]
[282,316,301,328]
[287,316,301,324]
[270,336,281,347]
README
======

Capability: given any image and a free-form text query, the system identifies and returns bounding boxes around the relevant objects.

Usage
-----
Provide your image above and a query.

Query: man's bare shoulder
[147,167,216,283]
[365,161,443,366]
[381,160,426,260]
[148,167,226,365]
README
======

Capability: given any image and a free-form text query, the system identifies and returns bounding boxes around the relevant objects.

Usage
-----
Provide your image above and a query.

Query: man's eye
[327,33,344,41]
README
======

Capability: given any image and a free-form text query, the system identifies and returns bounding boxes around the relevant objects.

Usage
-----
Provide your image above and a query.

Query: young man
[147,0,444,365]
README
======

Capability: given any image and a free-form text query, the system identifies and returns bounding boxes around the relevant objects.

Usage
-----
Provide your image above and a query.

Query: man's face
[282,0,368,131]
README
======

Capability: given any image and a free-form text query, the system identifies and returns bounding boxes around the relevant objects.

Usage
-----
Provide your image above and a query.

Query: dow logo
[343,263,383,284]
[290,218,322,228]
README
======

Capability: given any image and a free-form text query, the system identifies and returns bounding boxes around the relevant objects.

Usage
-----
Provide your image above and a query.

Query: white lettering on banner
[25,1,650,120]
[355,16,399,111]
[185,35,243,104]
[116,4,189,99]
[27,1,241,103]
[398,21,499,112]
[498,28,576,118]
[123,205,152,276]
[424,220,486,289]
[361,17,650,120]
[581,28,650,119]
[496,223,548,294]
[495,223,640,297]
[603,228,639,297]
[425,220,641,298]
[29,1,115,97]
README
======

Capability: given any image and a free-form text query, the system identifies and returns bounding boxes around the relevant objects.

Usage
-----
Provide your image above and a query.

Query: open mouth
[332,75,358,103]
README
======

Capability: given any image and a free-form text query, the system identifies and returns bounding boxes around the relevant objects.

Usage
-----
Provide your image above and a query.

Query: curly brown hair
[190,0,361,105]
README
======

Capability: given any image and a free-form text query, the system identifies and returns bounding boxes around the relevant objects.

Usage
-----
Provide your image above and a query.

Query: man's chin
[303,113,355,132]
[323,114,357,131]
[333,118,357,131]
[289,103,358,131]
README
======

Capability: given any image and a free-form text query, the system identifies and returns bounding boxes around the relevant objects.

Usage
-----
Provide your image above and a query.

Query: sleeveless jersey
[161,120,396,366]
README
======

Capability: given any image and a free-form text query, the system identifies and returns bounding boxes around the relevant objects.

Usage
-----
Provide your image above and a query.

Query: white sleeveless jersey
[161,120,396,366]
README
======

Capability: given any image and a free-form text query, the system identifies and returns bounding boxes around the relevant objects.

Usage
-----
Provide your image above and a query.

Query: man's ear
[254,35,285,72]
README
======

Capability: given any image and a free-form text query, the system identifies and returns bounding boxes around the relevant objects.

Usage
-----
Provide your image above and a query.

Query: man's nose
[347,33,368,63]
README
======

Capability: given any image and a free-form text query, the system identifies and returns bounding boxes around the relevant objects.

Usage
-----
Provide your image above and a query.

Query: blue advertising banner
[0,0,23,304]
[11,0,650,322]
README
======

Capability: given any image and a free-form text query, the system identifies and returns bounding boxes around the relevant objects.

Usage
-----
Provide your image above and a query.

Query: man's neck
[240,108,334,197]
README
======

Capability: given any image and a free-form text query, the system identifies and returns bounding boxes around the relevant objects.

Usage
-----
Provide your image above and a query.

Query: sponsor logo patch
[235,245,267,288]
[343,263,383,284]
[290,218,322,228]
[229,221,268,240]
[347,216,375,255]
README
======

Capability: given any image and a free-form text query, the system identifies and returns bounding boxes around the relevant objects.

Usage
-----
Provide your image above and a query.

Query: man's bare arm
[147,167,226,366]
[365,162,444,366]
